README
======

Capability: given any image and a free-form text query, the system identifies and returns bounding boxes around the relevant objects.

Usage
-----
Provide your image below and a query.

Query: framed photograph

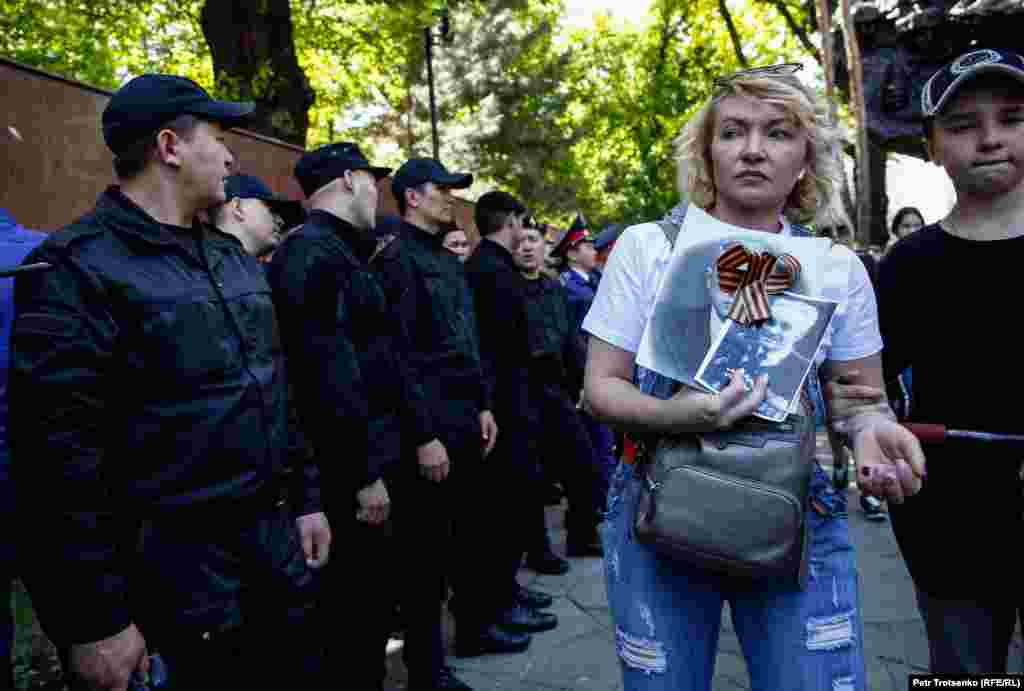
[636,205,849,391]
[695,291,838,421]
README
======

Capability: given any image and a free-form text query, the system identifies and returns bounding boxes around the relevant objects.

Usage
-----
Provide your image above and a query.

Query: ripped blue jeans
[601,460,866,691]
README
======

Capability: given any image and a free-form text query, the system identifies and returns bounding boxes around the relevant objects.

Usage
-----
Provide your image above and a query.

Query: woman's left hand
[851,418,926,504]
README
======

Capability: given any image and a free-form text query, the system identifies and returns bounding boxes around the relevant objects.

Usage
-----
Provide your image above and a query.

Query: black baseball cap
[223,174,306,229]
[392,158,473,203]
[922,48,1024,118]
[293,142,391,198]
[102,74,255,154]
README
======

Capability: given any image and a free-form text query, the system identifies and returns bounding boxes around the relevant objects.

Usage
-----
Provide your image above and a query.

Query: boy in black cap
[268,144,472,691]
[378,160,542,662]
[830,48,1024,674]
[8,74,329,689]
[883,48,1024,674]
[210,173,305,258]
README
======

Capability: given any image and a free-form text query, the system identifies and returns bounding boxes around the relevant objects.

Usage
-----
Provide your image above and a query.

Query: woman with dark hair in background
[887,206,925,252]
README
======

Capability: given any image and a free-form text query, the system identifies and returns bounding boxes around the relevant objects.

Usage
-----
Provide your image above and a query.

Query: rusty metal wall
[1,58,306,232]
[2,59,116,231]
[1,58,479,244]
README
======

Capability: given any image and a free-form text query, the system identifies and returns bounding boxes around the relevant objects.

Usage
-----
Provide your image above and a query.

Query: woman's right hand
[671,368,768,431]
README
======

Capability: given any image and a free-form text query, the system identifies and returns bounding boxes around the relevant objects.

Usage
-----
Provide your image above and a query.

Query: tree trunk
[838,0,871,247]
[814,0,855,231]
[200,0,315,147]
[868,132,888,247]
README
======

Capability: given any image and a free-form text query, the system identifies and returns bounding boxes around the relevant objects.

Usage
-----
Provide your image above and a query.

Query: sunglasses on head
[713,62,804,90]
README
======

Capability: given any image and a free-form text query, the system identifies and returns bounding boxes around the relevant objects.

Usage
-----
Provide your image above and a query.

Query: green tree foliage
[0,0,212,88]
[0,0,818,223]
[541,0,811,226]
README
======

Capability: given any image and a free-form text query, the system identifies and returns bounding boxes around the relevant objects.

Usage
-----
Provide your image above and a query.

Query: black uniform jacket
[268,210,434,507]
[521,274,585,398]
[375,221,491,447]
[464,238,536,443]
[9,187,307,645]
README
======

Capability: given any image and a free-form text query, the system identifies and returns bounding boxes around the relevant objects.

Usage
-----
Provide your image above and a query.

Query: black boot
[455,624,532,658]
[497,603,558,633]
[525,549,570,575]
[514,584,554,610]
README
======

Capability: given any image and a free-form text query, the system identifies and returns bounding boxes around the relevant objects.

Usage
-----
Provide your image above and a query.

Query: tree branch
[654,13,686,80]
[718,0,749,68]
[766,0,821,63]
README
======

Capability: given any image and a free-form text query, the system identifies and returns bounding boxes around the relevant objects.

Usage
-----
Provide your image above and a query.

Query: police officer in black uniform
[9,75,328,689]
[271,143,469,691]
[515,219,602,574]
[464,191,559,645]
[377,160,551,661]
[210,173,305,259]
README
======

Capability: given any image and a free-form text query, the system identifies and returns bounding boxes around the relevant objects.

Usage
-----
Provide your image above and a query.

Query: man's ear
[230,198,246,223]
[342,169,356,193]
[405,186,419,210]
[156,128,185,168]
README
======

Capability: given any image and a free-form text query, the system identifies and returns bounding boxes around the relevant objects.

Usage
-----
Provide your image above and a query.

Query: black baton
[0,262,52,278]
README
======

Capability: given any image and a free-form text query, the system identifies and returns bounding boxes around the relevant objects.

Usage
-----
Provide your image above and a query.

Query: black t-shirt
[879,224,1024,599]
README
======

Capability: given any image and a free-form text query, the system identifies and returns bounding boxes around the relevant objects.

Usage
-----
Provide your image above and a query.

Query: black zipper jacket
[9,187,307,646]
[375,221,491,444]
[268,211,433,507]
[521,273,585,398]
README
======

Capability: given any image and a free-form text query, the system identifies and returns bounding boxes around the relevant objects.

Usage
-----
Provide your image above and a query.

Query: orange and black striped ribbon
[716,244,800,325]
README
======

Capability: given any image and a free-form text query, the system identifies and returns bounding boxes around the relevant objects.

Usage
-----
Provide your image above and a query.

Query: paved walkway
[385,436,1023,690]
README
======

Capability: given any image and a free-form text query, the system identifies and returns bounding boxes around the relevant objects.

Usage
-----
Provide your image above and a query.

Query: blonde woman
[582,64,925,690]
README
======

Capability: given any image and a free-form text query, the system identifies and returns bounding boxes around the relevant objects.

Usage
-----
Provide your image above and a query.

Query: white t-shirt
[582,216,882,367]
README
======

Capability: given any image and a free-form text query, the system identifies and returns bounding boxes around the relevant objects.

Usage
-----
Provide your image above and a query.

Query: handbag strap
[656,203,688,249]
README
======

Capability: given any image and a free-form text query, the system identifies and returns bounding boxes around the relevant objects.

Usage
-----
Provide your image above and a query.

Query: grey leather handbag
[631,210,817,588]
[633,388,816,588]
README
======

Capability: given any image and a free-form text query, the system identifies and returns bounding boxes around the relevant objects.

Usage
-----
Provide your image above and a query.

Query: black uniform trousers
[530,384,600,553]
[388,463,455,688]
[451,419,537,632]
[322,467,450,690]
[324,511,395,691]
[61,495,323,689]
[441,404,534,633]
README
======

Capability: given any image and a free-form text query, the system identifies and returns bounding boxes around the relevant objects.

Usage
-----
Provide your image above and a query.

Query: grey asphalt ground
[384,434,1022,690]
